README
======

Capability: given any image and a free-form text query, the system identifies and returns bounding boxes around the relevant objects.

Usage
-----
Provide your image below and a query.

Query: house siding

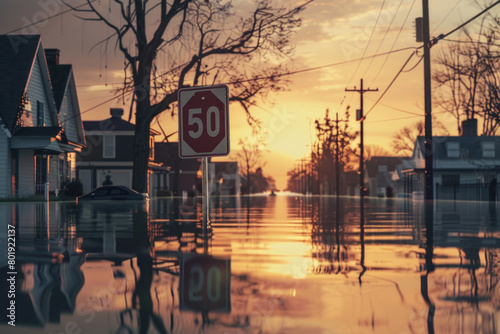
[78,135,134,162]
[18,149,34,196]
[24,51,53,127]
[61,84,79,143]
[48,154,66,192]
[0,130,11,197]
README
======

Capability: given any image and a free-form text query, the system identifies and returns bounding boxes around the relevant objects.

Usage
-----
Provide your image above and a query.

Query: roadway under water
[1,195,500,333]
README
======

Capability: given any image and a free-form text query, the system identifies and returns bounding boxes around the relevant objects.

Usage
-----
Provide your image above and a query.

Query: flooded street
[2,195,500,333]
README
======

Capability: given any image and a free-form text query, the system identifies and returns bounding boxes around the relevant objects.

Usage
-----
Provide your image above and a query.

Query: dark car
[77,185,148,202]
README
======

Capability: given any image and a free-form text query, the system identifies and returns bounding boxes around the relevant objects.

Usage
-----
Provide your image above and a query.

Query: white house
[403,120,500,200]
[0,35,85,198]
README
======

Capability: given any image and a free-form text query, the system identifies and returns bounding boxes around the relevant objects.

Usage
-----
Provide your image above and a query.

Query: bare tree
[364,145,391,161]
[233,137,266,194]
[391,119,449,156]
[433,13,500,136]
[67,0,311,192]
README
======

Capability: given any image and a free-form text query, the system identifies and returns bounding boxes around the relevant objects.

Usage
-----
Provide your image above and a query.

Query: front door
[34,154,48,194]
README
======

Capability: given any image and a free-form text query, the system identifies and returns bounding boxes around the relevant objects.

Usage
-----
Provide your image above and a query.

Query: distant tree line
[287,108,359,194]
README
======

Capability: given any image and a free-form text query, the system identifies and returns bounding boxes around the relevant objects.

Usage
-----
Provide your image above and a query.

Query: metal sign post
[178,85,231,313]
[201,156,210,254]
[178,84,229,253]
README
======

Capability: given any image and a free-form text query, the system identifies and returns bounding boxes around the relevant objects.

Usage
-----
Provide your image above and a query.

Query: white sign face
[178,85,230,158]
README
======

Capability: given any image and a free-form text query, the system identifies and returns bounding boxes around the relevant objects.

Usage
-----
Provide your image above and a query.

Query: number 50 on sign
[178,85,230,158]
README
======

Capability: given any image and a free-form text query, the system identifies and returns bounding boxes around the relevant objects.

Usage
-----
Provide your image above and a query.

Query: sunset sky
[0,0,494,189]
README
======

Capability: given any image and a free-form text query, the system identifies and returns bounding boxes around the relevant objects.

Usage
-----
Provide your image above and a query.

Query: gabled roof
[415,136,500,160]
[84,116,161,136]
[365,156,404,177]
[0,35,41,131]
[48,64,86,146]
[84,117,136,132]
[48,64,71,111]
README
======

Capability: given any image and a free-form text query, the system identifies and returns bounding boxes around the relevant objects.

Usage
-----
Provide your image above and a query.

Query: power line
[347,0,386,86]
[5,0,98,34]
[364,97,422,116]
[442,38,500,47]
[370,115,422,123]
[76,46,418,88]
[362,0,500,121]
[69,0,500,126]
[431,0,463,34]
[431,0,500,44]
[363,0,403,80]
[370,0,416,83]
[364,51,416,119]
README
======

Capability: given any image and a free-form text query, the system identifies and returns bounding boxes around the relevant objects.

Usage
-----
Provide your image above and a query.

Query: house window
[103,135,115,158]
[482,142,495,158]
[149,136,154,160]
[442,174,460,186]
[446,142,459,158]
[36,101,44,127]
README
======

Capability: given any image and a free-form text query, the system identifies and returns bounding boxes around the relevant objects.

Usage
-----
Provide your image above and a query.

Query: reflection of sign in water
[179,255,231,312]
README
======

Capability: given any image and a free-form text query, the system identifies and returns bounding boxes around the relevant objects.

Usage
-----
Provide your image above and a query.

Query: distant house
[364,156,405,197]
[212,161,240,195]
[153,142,241,196]
[403,120,500,200]
[154,142,201,196]
[76,108,164,194]
[0,35,85,198]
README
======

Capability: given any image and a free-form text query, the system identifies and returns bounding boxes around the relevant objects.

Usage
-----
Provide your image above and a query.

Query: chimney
[45,49,60,65]
[110,108,124,119]
[461,119,477,136]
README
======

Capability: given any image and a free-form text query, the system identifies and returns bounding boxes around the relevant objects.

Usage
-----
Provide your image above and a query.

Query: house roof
[0,35,41,131]
[84,116,160,135]
[365,156,404,177]
[416,136,500,160]
[84,117,137,132]
[48,64,71,111]
[154,142,201,172]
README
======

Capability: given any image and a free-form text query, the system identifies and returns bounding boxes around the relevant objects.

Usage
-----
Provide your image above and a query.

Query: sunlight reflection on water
[1,195,500,333]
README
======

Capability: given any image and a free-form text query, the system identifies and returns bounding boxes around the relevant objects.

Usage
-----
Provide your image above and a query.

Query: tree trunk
[132,111,152,194]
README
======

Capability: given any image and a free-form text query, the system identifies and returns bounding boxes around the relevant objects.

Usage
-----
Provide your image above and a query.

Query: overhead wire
[364,97,422,116]
[5,0,99,34]
[370,0,416,83]
[363,51,416,119]
[362,0,500,120]
[65,46,418,123]
[369,115,422,123]
[42,0,500,127]
[362,0,404,80]
[346,0,386,87]
[431,0,463,34]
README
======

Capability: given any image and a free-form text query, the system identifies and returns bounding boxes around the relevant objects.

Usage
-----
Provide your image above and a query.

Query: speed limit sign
[178,85,230,158]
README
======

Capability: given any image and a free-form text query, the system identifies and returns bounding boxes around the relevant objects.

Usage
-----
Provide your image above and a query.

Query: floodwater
[1,195,500,333]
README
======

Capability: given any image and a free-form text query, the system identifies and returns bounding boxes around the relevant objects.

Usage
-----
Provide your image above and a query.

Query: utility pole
[422,0,434,201]
[345,79,378,199]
